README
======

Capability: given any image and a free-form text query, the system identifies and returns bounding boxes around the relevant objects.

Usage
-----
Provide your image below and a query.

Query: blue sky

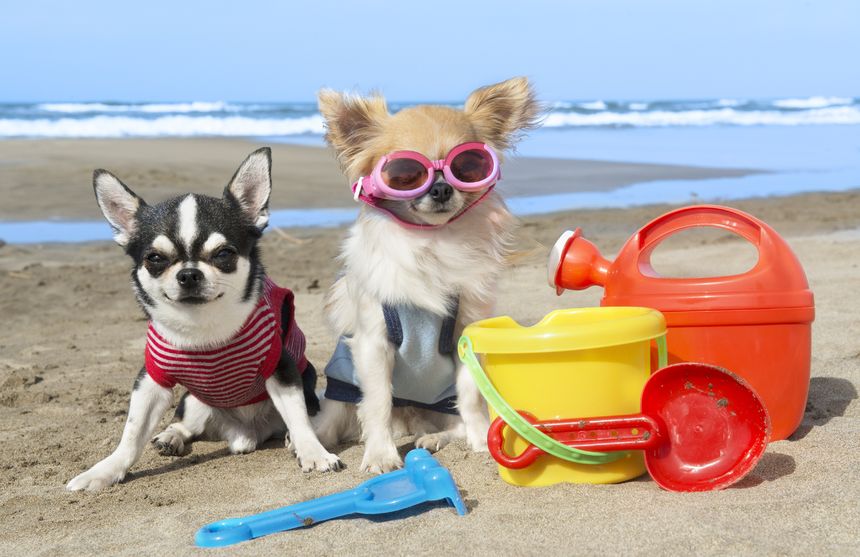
[1,0,857,102]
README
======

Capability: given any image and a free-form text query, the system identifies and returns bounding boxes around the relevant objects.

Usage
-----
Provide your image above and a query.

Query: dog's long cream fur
[313,77,541,473]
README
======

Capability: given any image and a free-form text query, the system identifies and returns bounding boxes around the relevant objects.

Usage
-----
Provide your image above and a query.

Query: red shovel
[488,363,771,492]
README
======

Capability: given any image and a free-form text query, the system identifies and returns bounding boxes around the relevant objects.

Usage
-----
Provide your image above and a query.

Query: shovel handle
[489,412,664,469]
[488,412,544,469]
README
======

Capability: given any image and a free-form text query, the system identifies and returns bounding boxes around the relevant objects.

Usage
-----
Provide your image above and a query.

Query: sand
[0,139,858,556]
[0,138,758,221]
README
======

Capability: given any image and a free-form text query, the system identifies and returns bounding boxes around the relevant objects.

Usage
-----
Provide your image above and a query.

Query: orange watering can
[548,205,814,440]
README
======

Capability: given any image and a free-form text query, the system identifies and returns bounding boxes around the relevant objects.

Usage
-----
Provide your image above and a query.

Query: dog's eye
[213,248,235,261]
[146,253,167,265]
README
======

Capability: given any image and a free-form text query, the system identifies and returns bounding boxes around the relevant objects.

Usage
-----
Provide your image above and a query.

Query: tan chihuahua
[312,77,542,473]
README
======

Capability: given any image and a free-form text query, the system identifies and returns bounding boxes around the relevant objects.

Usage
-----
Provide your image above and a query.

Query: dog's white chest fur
[340,192,513,317]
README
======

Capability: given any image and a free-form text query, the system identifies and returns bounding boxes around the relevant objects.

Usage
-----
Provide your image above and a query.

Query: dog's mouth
[378,191,472,227]
[165,292,224,305]
[413,205,456,215]
[409,199,460,216]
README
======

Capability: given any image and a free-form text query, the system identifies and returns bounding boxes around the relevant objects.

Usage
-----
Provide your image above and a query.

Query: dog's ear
[317,89,389,179]
[225,147,272,231]
[93,170,145,247]
[464,76,543,152]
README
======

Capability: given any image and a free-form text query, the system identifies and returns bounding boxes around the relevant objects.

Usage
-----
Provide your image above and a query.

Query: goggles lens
[381,158,428,191]
[450,148,493,183]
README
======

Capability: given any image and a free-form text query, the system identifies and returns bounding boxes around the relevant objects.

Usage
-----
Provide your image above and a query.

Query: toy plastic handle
[488,413,546,469]
[458,336,623,466]
[490,412,665,469]
[542,414,663,451]
[637,205,766,255]
[195,490,360,547]
[195,519,254,548]
[656,335,668,369]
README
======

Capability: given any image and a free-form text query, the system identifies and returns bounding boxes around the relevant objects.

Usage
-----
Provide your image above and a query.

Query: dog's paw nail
[323,454,344,473]
[416,433,451,453]
[360,453,403,475]
[297,450,343,473]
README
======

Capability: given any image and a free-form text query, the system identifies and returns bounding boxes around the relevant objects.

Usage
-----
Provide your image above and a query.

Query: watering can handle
[637,205,766,255]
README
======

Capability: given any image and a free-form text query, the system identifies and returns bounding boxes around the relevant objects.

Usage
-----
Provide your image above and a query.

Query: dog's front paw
[360,445,402,474]
[465,422,490,452]
[227,435,258,455]
[151,429,189,457]
[66,460,126,492]
[415,432,454,453]
[468,437,489,452]
[296,445,343,473]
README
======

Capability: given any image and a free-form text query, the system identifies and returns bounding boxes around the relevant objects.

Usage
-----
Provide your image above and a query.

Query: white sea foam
[542,106,860,128]
[0,115,326,138]
[772,96,853,109]
[578,100,608,110]
[36,101,236,113]
[4,97,860,138]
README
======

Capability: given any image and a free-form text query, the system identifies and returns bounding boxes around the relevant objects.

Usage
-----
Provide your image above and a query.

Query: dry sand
[0,140,858,556]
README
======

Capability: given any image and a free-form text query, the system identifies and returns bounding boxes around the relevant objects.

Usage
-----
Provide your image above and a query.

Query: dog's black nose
[428,181,453,204]
[176,268,204,288]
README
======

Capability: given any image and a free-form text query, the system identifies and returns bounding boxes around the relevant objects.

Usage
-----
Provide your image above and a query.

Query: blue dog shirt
[324,300,459,414]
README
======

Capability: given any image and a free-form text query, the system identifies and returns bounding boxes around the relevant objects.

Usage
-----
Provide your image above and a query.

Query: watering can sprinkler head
[548,229,612,295]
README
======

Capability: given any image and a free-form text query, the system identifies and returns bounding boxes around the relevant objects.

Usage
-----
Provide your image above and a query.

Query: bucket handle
[458,335,669,467]
[459,337,615,465]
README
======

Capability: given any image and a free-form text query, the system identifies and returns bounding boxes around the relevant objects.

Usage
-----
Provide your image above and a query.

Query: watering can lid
[462,307,666,354]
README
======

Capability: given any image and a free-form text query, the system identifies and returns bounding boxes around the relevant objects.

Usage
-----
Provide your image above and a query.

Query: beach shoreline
[0,138,762,222]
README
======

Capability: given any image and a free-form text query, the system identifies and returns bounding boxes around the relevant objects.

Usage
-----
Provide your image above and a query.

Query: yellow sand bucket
[459,307,667,487]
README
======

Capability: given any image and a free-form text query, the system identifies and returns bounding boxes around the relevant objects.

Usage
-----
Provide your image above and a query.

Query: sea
[1,96,858,243]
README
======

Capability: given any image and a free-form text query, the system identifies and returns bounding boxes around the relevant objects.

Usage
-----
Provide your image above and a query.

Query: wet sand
[0,138,757,221]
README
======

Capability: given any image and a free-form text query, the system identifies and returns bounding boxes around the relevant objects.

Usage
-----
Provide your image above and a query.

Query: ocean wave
[578,100,608,110]
[36,101,237,114]
[772,96,854,109]
[3,97,860,138]
[0,115,325,138]
[542,106,860,128]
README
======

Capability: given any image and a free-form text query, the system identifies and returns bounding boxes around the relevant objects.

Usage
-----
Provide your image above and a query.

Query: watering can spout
[548,229,611,295]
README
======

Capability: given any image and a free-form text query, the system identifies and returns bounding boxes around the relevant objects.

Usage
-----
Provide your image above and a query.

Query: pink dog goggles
[352,142,500,202]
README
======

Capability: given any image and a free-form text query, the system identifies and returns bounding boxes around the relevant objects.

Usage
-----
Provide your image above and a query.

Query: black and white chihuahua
[67,148,341,491]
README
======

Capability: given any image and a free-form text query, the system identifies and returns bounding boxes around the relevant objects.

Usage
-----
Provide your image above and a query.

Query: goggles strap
[353,176,364,202]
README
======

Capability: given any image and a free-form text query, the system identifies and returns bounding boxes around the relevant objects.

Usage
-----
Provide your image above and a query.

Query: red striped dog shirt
[145,278,307,408]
